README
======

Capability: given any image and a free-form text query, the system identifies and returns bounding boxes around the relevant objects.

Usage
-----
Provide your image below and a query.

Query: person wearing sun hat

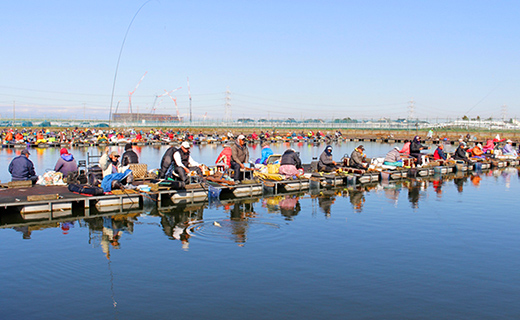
[54,148,78,177]
[502,139,518,157]
[9,149,38,184]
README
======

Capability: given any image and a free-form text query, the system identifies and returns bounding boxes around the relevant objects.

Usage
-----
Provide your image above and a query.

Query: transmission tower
[501,104,507,121]
[408,98,415,120]
[225,87,232,122]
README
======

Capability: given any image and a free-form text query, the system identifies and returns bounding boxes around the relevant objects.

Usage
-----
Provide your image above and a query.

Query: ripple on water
[189,219,283,244]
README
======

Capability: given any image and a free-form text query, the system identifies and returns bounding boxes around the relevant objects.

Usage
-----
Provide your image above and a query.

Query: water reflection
[84,213,139,259]
[158,204,204,250]
[229,200,257,245]
[349,187,366,213]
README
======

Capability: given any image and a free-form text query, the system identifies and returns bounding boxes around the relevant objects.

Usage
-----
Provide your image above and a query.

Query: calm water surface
[1,143,519,319]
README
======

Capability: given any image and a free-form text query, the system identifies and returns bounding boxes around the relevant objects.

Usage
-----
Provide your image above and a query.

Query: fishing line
[109,0,155,126]
[465,84,500,115]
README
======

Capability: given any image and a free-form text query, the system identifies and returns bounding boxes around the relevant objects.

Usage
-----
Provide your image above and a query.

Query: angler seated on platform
[9,149,38,185]
[433,144,448,161]
[383,146,403,167]
[215,144,232,171]
[318,145,340,172]
[453,141,472,164]
[482,139,495,153]
[467,143,486,159]
[502,140,518,157]
[166,141,203,184]
[278,148,303,177]
[410,136,430,166]
[348,145,368,170]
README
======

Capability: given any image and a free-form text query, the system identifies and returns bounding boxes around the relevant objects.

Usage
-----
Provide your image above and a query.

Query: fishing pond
[1,142,519,319]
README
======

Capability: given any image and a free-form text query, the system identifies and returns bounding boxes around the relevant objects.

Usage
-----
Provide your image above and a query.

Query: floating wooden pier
[1,158,519,224]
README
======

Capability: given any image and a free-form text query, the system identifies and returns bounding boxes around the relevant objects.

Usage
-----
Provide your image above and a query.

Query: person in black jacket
[410,136,429,166]
[121,143,139,167]
[159,146,177,179]
[9,149,38,184]
[279,148,302,176]
[453,142,471,164]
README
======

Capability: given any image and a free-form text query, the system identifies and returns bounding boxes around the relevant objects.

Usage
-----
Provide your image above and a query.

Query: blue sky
[1,1,519,121]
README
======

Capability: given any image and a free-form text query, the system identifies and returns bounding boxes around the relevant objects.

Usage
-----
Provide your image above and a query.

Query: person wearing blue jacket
[8,149,38,184]
[259,142,274,165]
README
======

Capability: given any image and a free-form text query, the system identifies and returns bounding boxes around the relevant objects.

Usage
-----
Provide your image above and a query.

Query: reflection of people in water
[407,180,421,209]
[470,174,482,187]
[318,191,336,217]
[82,213,138,259]
[159,205,204,250]
[101,217,124,260]
[229,201,256,245]
[13,226,32,239]
[383,187,400,206]
[61,221,74,234]
[432,178,444,198]
[453,175,467,193]
[279,195,301,220]
[349,188,365,213]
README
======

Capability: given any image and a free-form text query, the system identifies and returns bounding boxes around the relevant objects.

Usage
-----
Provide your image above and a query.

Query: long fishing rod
[108,0,154,127]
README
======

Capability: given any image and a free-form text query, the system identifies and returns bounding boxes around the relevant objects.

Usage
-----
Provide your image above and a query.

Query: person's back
[260,144,273,165]
[54,150,78,176]
[433,146,447,160]
[280,149,302,168]
[400,141,410,155]
[159,146,176,178]
[121,149,139,166]
[9,150,37,183]
[216,147,232,168]
[384,148,401,163]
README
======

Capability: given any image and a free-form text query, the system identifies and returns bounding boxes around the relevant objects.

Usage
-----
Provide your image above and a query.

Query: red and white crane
[165,90,181,121]
[151,87,181,114]
[128,71,147,113]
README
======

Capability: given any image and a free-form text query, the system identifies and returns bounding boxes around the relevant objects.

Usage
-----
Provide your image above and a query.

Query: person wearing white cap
[170,141,202,183]
[230,135,249,181]
[8,149,38,184]
[503,139,518,157]
[383,146,403,167]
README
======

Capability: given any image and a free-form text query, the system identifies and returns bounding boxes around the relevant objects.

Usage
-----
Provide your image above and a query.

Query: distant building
[112,113,182,122]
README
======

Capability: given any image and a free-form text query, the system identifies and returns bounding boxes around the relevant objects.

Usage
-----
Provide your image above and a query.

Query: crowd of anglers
[1,127,345,146]
[7,130,520,194]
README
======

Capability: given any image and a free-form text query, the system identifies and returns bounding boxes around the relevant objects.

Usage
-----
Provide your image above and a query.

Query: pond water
[1,142,520,319]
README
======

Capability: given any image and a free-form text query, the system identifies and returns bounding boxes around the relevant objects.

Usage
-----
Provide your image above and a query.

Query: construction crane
[150,87,182,114]
[128,71,147,113]
[165,90,181,121]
